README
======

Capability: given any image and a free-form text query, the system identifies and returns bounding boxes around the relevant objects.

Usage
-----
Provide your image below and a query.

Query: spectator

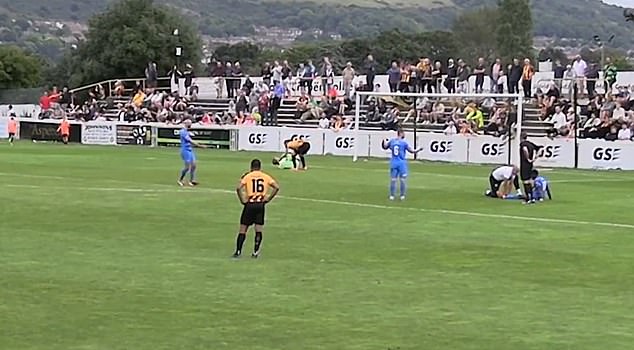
[605,125,618,141]
[258,90,270,126]
[381,105,400,131]
[387,62,400,93]
[294,93,310,119]
[243,75,254,96]
[281,61,293,97]
[572,55,587,93]
[272,61,282,86]
[364,54,376,89]
[604,57,618,92]
[183,64,194,96]
[145,61,158,89]
[39,91,51,118]
[586,63,600,98]
[521,58,535,99]
[342,62,356,98]
[113,80,126,96]
[269,81,284,126]
[474,57,486,93]
[508,58,521,94]
[445,58,457,93]
[319,57,333,95]
[416,57,431,93]
[224,62,234,98]
[496,71,507,94]
[490,58,502,93]
[547,105,569,137]
[465,101,484,131]
[301,60,316,96]
[232,62,244,98]
[399,62,412,92]
[553,60,566,91]
[318,115,330,129]
[261,62,272,86]
[211,61,225,98]
[456,59,470,93]
[618,123,632,140]
[431,61,443,93]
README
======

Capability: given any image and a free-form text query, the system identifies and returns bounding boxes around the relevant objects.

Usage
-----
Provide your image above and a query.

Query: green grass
[1,142,634,350]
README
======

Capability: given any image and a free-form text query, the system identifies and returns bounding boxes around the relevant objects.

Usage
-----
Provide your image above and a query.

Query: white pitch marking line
[4,183,634,230]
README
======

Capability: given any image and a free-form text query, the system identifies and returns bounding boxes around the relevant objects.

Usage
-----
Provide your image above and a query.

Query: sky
[603,0,634,7]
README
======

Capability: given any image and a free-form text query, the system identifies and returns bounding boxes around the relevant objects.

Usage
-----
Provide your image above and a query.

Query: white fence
[4,118,634,170]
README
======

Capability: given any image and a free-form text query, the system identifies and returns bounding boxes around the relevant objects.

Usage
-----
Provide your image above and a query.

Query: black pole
[573,82,579,168]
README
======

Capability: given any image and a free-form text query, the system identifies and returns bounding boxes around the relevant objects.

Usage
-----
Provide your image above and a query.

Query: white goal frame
[352,91,524,164]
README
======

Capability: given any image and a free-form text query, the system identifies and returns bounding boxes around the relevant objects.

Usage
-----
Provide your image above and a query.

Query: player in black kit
[519,132,539,203]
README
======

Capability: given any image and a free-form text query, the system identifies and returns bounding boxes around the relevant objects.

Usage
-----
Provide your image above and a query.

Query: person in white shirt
[612,102,626,121]
[548,105,569,136]
[486,165,521,198]
[618,123,632,140]
[496,71,507,93]
[572,55,587,92]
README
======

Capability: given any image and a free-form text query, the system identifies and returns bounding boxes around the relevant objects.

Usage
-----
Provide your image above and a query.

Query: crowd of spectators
[29,54,634,141]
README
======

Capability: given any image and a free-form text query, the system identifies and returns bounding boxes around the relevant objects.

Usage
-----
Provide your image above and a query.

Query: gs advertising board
[278,128,325,155]
[577,139,634,170]
[238,127,280,152]
[417,133,468,163]
[467,135,509,165]
[323,130,369,156]
[19,121,81,143]
[532,137,575,168]
[157,127,230,149]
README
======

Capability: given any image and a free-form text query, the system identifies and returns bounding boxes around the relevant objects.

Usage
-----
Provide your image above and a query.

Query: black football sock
[300,156,306,168]
[235,233,246,254]
[513,177,520,191]
[254,232,263,252]
[523,184,533,202]
[291,155,297,169]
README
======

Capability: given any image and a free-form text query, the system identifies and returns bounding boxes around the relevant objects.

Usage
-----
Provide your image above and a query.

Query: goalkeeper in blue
[382,128,423,201]
[531,170,552,201]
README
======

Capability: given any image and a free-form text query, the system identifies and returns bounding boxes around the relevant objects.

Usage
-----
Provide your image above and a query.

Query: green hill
[0,0,633,49]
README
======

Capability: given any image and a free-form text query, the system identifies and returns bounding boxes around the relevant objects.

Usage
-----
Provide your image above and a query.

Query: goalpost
[352,91,524,165]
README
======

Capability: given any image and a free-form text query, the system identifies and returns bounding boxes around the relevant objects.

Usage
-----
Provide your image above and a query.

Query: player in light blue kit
[178,120,206,187]
[531,170,552,201]
[382,128,423,200]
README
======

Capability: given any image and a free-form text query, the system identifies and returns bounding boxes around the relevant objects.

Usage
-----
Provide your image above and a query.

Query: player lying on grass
[531,170,552,201]
[382,128,423,201]
[272,137,311,171]
[234,159,280,258]
[485,165,522,198]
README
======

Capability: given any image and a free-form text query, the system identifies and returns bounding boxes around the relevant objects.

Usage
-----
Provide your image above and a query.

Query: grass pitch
[1,142,634,350]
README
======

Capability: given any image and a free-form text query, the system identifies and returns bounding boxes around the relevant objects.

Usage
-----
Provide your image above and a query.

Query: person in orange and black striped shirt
[521,58,535,99]
[234,159,280,258]
[272,137,311,171]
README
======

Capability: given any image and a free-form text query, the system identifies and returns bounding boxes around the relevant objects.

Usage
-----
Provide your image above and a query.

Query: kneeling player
[273,137,311,171]
[485,165,521,198]
[531,170,552,201]
[234,159,280,258]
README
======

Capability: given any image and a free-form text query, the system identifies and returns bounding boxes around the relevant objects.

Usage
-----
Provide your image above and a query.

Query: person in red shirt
[39,91,51,116]
[7,117,17,145]
[57,116,70,144]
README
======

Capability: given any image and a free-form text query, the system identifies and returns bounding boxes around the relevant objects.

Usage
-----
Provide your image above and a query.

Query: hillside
[0,0,633,53]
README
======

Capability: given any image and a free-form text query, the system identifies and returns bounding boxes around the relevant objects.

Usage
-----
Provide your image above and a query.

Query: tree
[64,0,201,86]
[496,0,533,63]
[452,8,499,64]
[0,45,42,89]
[538,47,568,64]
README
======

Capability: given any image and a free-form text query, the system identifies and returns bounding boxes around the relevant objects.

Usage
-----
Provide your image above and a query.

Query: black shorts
[295,142,310,155]
[240,202,266,226]
[8,133,14,138]
[520,163,533,181]
[489,174,502,193]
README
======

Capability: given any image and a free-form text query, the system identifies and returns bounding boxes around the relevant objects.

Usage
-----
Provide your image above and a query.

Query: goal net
[352,91,525,166]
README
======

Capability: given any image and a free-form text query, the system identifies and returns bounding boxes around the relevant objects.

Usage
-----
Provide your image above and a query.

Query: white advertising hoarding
[467,135,510,165]
[577,139,634,170]
[324,130,370,156]
[532,137,575,168]
[237,127,280,152]
[81,123,117,145]
[0,117,8,138]
[416,133,469,163]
